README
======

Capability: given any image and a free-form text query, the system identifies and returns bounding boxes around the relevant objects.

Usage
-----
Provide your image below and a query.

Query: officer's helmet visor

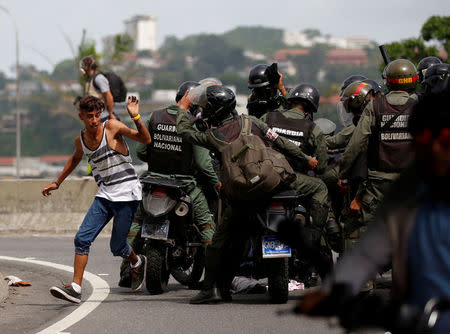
[336,101,353,127]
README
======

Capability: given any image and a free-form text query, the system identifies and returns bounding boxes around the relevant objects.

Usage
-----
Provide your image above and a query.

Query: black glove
[265,63,280,86]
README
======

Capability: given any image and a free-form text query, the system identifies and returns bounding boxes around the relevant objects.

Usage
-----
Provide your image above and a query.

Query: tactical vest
[148,109,193,175]
[368,95,416,173]
[265,111,314,156]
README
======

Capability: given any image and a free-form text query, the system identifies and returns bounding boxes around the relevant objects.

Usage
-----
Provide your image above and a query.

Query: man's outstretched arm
[42,136,84,196]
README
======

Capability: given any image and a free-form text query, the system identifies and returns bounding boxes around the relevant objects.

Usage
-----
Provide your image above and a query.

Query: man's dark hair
[409,92,450,137]
[79,96,105,113]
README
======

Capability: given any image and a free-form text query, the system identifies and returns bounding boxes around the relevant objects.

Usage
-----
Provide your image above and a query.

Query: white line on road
[0,255,110,334]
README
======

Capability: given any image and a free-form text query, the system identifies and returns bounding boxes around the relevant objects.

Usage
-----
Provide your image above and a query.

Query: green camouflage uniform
[176,109,315,291]
[325,124,355,150]
[338,91,417,243]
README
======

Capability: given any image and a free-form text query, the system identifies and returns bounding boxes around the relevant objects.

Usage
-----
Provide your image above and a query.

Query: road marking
[97,273,109,276]
[0,256,110,334]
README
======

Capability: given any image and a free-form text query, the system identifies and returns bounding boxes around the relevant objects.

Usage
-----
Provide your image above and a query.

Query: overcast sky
[0,0,449,77]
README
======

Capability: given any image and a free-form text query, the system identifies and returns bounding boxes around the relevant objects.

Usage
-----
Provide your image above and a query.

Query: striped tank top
[80,122,142,202]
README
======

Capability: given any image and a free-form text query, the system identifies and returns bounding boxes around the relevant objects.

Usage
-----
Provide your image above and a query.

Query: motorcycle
[237,189,307,304]
[139,174,205,294]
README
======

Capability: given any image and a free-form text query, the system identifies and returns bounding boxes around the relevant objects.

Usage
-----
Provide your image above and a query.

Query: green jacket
[326,124,355,150]
[338,91,418,181]
[261,109,328,174]
[136,105,220,189]
[176,110,311,170]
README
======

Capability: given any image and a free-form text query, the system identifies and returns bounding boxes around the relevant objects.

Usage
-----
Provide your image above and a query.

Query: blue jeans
[74,197,139,257]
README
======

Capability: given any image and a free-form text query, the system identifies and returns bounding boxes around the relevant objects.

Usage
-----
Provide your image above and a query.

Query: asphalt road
[0,236,364,334]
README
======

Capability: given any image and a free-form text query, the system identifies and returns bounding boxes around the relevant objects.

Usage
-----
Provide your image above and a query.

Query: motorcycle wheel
[170,247,205,288]
[267,258,289,304]
[145,241,170,295]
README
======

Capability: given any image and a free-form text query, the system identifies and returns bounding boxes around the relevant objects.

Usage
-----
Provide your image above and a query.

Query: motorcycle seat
[271,190,304,200]
[140,176,190,190]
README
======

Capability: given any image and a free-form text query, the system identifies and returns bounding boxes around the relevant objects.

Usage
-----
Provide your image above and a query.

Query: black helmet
[422,63,450,95]
[175,81,200,103]
[80,55,97,73]
[417,56,442,82]
[385,59,418,92]
[202,85,236,125]
[339,75,367,95]
[286,83,320,112]
[362,79,384,95]
[248,64,270,89]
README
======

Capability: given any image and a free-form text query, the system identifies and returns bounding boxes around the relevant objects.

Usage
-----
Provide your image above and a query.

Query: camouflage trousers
[341,177,393,251]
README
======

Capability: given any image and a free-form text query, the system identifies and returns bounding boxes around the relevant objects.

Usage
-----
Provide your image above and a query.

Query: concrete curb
[0,272,9,303]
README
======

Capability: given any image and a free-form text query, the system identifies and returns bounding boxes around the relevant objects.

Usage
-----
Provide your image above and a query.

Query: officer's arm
[250,116,310,167]
[326,124,355,150]
[312,127,328,174]
[338,108,373,179]
[176,109,216,151]
[136,114,152,162]
[193,145,220,189]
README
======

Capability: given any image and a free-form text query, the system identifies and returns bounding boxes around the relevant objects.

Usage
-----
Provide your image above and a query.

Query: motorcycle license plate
[141,217,170,240]
[262,235,291,258]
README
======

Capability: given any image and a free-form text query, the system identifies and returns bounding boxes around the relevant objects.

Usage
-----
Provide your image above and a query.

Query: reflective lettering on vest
[148,109,193,174]
[368,95,416,173]
[265,111,314,155]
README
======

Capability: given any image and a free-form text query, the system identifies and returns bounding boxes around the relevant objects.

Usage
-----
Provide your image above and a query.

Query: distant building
[283,30,371,50]
[124,15,158,52]
[283,31,313,48]
[326,49,368,65]
[273,49,310,62]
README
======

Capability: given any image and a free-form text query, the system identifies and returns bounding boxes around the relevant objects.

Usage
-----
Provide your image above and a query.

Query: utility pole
[0,5,20,179]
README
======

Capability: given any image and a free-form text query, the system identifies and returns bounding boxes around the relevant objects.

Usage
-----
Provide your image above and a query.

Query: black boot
[325,209,344,253]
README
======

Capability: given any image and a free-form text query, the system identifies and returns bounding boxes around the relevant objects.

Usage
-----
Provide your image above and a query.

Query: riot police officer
[339,74,367,96]
[338,59,419,244]
[417,56,442,83]
[422,62,450,95]
[246,63,288,118]
[259,80,340,267]
[260,84,341,255]
[118,81,220,288]
[176,85,318,304]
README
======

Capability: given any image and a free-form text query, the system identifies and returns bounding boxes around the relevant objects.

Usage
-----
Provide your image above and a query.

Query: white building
[124,15,158,52]
[283,30,371,50]
[283,30,313,47]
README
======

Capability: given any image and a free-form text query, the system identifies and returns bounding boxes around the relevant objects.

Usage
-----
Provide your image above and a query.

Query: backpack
[214,116,295,201]
[94,72,127,102]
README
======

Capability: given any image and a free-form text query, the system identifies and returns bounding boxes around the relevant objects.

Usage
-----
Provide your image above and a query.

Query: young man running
[42,95,151,303]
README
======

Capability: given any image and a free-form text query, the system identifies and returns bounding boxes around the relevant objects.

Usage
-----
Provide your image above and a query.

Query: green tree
[379,38,438,72]
[421,15,450,57]
[52,59,76,82]
[291,44,329,85]
[223,26,285,56]
[103,33,134,64]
